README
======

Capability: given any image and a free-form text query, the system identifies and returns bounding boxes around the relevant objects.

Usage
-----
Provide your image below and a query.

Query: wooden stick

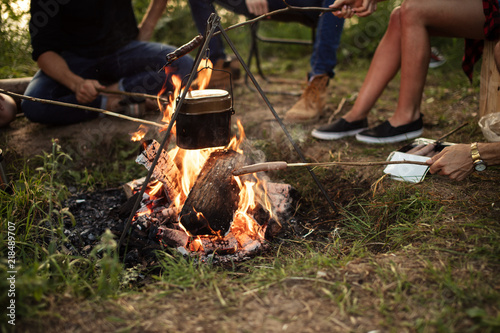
[328,97,346,123]
[0,89,166,129]
[233,160,430,176]
[223,4,338,34]
[97,88,171,104]
[164,4,340,67]
[435,122,468,144]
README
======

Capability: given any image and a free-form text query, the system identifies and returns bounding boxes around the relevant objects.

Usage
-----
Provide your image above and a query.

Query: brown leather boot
[208,57,241,90]
[284,74,329,123]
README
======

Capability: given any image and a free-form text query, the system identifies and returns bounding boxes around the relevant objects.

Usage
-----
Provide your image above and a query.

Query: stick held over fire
[232,160,431,176]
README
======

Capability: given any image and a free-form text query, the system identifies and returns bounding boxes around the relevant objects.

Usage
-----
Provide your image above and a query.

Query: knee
[399,0,427,26]
[387,7,402,32]
[20,99,42,123]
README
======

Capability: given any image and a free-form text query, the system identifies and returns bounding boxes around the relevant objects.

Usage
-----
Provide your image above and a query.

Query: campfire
[123,60,295,261]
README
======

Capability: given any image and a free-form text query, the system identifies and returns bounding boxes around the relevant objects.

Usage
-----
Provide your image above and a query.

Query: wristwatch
[471,142,487,172]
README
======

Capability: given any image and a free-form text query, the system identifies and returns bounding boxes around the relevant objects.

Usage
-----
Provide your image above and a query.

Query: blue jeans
[188,0,344,78]
[22,41,194,125]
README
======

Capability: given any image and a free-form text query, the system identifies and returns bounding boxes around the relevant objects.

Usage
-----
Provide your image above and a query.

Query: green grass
[0,141,127,332]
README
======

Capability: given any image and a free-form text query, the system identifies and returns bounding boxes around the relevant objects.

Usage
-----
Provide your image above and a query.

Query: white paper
[384,151,431,183]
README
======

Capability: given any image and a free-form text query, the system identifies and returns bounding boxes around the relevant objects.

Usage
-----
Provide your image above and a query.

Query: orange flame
[194,58,213,90]
[161,75,183,127]
[231,177,269,242]
[227,120,246,154]
[129,60,272,253]
[148,180,164,197]
[130,125,149,142]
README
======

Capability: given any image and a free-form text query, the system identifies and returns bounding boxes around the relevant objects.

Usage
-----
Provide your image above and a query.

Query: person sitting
[319,0,500,182]
[22,0,194,125]
[312,0,500,144]
[188,0,344,123]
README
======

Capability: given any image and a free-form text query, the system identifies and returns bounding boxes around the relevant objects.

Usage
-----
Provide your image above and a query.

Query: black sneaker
[311,118,369,140]
[355,116,424,144]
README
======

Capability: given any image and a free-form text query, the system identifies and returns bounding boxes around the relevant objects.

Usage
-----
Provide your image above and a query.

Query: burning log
[136,140,181,203]
[180,149,248,236]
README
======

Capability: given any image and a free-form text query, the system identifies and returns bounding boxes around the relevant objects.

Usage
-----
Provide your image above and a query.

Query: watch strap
[471,142,487,171]
[471,142,481,161]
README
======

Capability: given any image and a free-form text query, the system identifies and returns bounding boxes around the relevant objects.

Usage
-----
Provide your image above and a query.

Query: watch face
[474,161,487,172]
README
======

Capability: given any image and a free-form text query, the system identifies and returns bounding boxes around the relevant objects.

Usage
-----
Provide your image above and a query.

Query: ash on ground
[61,186,295,268]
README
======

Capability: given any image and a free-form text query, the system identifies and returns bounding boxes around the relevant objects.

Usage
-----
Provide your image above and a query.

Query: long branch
[224,5,336,34]
[0,89,166,129]
[97,88,171,104]
[164,4,337,66]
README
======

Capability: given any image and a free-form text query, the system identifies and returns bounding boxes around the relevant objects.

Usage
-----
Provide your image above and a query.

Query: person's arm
[137,0,168,41]
[245,0,269,17]
[330,0,386,18]
[426,142,500,181]
[37,51,104,104]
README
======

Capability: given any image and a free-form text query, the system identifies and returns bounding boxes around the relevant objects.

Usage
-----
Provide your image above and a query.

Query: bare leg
[343,7,403,122]
[390,0,485,126]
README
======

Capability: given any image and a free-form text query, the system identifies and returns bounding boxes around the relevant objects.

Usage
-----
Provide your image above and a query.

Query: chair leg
[246,23,266,80]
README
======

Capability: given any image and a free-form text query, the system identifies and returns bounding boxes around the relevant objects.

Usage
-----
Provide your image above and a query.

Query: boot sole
[284,113,321,124]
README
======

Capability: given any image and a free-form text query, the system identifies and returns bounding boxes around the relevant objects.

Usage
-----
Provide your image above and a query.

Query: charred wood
[136,140,181,203]
[157,227,189,248]
[180,149,248,236]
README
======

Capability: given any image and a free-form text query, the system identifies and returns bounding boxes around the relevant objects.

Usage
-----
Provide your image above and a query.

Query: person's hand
[353,0,379,17]
[74,79,105,104]
[246,0,269,16]
[425,144,474,181]
[406,143,437,157]
[330,0,379,18]
[332,5,356,19]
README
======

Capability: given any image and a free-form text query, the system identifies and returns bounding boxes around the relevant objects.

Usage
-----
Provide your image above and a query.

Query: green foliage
[338,0,396,62]
[0,141,126,328]
[90,230,123,296]
[0,1,37,77]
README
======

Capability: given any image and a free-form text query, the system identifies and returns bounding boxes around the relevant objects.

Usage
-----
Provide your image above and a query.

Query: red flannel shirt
[462,0,500,82]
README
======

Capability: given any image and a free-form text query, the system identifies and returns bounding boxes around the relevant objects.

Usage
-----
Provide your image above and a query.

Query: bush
[0,1,36,77]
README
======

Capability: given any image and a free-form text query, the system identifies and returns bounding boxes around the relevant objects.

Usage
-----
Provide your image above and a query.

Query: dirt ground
[3,68,500,332]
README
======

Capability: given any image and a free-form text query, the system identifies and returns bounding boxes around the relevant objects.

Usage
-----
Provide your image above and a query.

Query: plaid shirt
[462,0,500,82]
